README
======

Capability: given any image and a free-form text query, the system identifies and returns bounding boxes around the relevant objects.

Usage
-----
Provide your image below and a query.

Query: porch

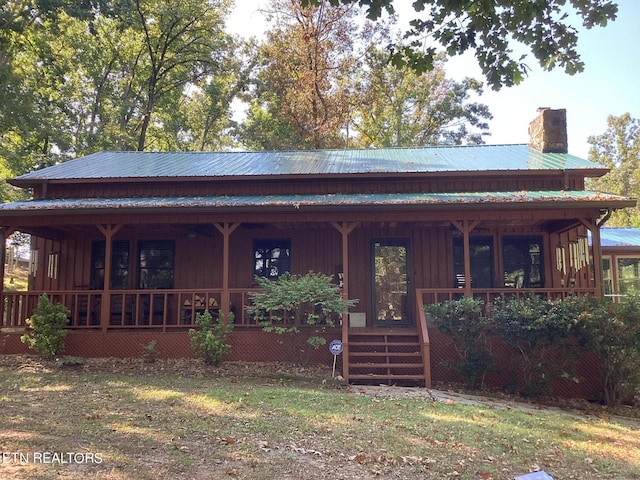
[1,284,599,390]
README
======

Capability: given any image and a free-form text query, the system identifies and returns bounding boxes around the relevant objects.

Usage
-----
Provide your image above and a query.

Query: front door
[372,239,412,326]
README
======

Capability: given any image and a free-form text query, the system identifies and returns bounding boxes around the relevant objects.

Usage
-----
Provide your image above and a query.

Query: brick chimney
[528,108,568,153]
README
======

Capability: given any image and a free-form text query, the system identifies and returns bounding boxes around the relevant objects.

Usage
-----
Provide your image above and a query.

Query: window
[254,239,290,279]
[138,240,175,289]
[453,236,494,288]
[616,257,640,296]
[502,236,544,288]
[90,241,130,289]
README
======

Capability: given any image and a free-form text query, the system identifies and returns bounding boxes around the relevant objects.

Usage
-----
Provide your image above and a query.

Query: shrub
[424,296,494,390]
[574,295,640,406]
[189,310,234,366]
[142,340,158,363]
[247,272,357,365]
[20,294,69,359]
[490,295,582,397]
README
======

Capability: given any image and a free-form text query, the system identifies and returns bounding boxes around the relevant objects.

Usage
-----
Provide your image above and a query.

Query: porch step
[350,351,420,357]
[349,363,424,369]
[346,329,427,387]
[348,374,426,381]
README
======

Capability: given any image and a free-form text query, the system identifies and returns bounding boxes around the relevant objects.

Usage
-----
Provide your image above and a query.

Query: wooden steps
[346,330,426,386]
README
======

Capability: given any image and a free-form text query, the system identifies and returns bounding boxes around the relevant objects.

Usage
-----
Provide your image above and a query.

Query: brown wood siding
[28,222,596,313]
[226,226,342,289]
[40,175,574,200]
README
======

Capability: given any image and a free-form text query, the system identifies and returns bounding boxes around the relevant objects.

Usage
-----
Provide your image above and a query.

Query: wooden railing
[1,287,350,332]
[414,291,431,388]
[1,288,279,332]
[417,287,599,306]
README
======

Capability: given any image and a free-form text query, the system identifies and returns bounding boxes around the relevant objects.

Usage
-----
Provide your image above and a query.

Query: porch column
[331,221,357,382]
[96,224,122,333]
[213,223,241,321]
[451,220,480,297]
[331,222,357,303]
[0,227,16,326]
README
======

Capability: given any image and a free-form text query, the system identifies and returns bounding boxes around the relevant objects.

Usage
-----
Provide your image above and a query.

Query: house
[596,227,640,300]
[0,108,635,390]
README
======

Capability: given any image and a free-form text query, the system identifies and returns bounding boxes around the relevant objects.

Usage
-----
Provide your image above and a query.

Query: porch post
[213,223,240,321]
[451,220,480,297]
[96,224,122,333]
[331,221,357,382]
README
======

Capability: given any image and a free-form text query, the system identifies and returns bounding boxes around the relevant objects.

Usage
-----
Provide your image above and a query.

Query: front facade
[0,109,635,390]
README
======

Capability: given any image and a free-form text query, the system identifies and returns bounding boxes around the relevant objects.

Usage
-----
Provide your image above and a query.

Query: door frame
[370,237,412,327]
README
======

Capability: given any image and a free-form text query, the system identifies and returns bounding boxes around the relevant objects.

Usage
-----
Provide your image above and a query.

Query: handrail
[414,290,431,388]
[341,304,349,383]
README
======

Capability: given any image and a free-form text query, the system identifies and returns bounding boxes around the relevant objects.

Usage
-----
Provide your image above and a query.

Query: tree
[353,49,491,147]
[128,0,236,151]
[0,0,242,176]
[304,0,618,90]
[240,0,360,150]
[587,114,640,226]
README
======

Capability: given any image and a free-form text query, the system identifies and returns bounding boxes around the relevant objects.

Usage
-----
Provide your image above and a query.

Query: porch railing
[417,287,599,306]
[2,286,600,333]
[1,289,257,331]
[1,287,344,331]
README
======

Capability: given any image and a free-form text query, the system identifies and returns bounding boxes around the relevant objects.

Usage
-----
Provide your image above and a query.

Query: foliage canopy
[305,0,619,90]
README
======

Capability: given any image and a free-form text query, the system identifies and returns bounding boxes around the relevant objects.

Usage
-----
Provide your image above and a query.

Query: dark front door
[372,239,412,326]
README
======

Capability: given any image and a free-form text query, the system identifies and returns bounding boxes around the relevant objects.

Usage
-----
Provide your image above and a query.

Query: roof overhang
[8,168,610,188]
[0,191,634,218]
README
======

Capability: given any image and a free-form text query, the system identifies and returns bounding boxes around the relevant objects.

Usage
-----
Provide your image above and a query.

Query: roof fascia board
[8,168,609,188]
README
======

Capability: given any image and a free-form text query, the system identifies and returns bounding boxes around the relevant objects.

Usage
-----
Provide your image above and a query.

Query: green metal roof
[0,191,632,216]
[11,144,607,184]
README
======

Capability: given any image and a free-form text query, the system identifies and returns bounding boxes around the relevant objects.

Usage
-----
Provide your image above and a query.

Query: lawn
[0,355,638,480]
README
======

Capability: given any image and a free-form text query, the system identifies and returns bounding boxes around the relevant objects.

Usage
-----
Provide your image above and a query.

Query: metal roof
[598,227,640,247]
[0,190,632,215]
[11,145,607,183]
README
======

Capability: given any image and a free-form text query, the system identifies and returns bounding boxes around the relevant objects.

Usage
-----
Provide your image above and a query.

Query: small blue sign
[329,339,343,356]
[514,472,553,480]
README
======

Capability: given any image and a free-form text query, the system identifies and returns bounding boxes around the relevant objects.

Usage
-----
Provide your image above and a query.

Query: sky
[227,1,640,159]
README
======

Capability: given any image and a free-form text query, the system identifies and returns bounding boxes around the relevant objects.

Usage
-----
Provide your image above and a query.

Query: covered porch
[0,198,616,386]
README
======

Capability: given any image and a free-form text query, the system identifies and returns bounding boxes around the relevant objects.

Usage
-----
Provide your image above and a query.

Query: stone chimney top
[528,108,568,153]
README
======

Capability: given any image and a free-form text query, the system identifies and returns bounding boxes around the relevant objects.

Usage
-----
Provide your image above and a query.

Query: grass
[0,357,638,480]
[3,265,29,291]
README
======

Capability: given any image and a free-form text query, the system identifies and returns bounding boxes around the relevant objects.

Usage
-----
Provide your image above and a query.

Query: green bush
[425,294,640,403]
[20,294,69,359]
[189,310,234,366]
[247,272,357,365]
[424,296,494,390]
[574,295,640,406]
[490,295,582,397]
[142,340,158,363]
